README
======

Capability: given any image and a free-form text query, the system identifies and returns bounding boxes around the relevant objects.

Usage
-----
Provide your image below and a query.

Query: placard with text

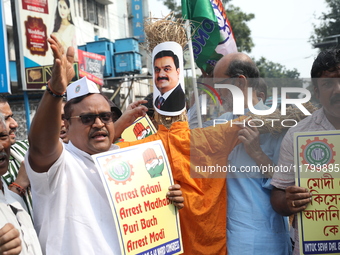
[0,0,10,93]
[294,131,340,255]
[92,140,183,255]
[78,49,105,86]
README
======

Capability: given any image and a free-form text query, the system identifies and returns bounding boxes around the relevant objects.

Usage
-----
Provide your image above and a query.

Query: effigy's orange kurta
[118,121,241,255]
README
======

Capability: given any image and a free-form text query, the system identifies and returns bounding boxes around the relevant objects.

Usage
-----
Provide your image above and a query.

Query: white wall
[74,0,129,46]
[108,0,129,40]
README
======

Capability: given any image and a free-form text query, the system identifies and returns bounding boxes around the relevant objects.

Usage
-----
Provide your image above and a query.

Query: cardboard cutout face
[152,42,185,116]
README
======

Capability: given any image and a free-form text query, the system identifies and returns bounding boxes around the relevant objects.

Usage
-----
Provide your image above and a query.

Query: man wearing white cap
[25,35,184,254]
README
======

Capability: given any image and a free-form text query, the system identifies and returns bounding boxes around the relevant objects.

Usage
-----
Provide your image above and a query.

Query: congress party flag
[182,0,237,74]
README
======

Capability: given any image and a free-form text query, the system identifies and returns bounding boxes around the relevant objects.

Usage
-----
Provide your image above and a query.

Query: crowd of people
[0,33,339,255]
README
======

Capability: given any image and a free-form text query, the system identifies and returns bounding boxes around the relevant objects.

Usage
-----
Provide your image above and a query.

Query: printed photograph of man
[153,42,186,115]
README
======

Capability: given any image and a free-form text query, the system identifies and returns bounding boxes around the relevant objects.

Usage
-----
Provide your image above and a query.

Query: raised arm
[28,35,75,173]
[237,125,276,178]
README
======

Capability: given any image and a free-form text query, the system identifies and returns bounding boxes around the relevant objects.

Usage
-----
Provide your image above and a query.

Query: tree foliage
[310,0,340,49]
[255,57,300,79]
[159,0,182,19]
[255,57,303,98]
[226,4,254,53]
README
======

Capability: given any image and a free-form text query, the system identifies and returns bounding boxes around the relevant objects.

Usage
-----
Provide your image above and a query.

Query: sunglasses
[68,112,114,125]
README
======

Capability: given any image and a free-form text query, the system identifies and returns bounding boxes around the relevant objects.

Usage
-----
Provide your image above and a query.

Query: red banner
[22,0,49,14]
[78,49,106,86]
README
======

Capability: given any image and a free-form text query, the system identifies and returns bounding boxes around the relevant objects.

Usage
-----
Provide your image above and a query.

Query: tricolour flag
[182,0,237,75]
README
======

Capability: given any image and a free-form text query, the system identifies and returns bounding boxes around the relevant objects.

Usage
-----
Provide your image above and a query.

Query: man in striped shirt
[0,95,32,217]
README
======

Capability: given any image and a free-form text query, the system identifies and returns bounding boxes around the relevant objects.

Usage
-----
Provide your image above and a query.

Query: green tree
[255,57,303,98]
[255,57,300,79]
[159,0,255,52]
[160,0,182,19]
[310,0,340,49]
[226,4,254,53]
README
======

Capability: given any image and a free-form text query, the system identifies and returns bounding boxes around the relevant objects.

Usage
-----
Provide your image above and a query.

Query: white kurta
[0,181,42,255]
[25,141,121,255]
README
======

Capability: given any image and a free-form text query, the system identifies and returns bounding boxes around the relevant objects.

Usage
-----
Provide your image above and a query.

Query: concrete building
[2,0,153,140]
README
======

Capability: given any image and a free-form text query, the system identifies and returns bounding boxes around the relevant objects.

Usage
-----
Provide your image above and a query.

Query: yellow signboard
[121,115,157,142]
[92,140,183,255]
[294,131,340,255]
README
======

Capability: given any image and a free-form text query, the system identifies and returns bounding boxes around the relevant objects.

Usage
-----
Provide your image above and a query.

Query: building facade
[3,0,153,140]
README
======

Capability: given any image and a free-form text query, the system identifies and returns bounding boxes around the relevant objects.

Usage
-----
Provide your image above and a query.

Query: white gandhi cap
[66,76,100,101]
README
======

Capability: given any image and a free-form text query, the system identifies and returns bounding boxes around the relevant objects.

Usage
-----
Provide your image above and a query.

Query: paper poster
[121,115,157,142]
[0,0,11,93]
[13,0,78,89]
[78,49,106,85]
[92,140,183,255]
[152,42,186,116]
[294,131,340,255]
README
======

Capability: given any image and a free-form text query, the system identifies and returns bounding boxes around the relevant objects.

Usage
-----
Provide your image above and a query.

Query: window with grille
[96,3,106,28]
[79,0,106,28]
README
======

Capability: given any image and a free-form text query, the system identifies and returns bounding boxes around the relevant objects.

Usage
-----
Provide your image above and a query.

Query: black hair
[154,50,180,69]
[0,94,8,104]
[142,93,153,109]
[53,0,74,33]
[142,93,154,118]
[311,49,340,87]
[224,59,260,87]
[108,100,122,120]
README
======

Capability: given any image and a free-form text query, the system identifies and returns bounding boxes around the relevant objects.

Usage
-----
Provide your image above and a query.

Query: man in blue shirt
[216,53,291,254]
[190,52,292,254]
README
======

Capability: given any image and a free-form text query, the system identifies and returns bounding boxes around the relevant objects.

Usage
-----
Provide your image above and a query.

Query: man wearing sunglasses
[25,35,184,254]
[60,96,147,144]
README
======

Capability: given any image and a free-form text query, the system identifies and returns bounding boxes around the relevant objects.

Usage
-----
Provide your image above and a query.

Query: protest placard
[92,140,183,255]
[121,115,157,142]
[295,131,340,255]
